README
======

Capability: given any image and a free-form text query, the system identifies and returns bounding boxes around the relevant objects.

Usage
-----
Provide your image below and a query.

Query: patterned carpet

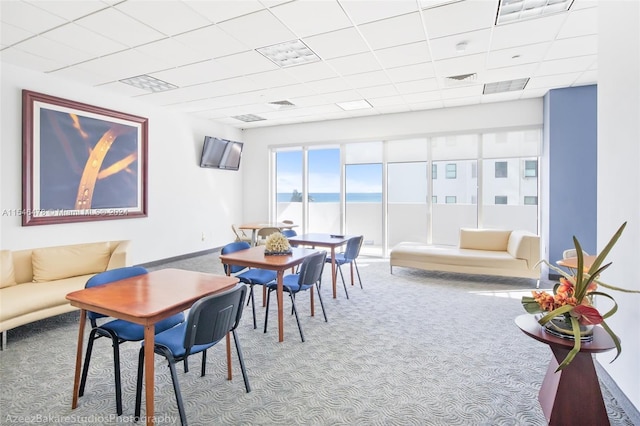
[1,252,638,426]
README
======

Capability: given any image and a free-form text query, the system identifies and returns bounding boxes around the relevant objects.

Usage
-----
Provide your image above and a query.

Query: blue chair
[264,251,327,342]
[134,283,250,426]
[79,266,185,416]
[221,241,276,329]
[326,235,363,299]
[281,229,297,239]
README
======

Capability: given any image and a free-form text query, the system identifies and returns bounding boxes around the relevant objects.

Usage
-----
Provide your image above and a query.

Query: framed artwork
[22,90,148,226]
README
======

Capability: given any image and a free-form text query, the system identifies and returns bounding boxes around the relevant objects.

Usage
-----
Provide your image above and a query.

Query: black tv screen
[200,137,243,170]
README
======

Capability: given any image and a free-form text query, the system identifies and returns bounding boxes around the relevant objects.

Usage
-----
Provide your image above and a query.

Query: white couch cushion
[32,242,110,283]
[459,229,511,251]
[1,250,17,288]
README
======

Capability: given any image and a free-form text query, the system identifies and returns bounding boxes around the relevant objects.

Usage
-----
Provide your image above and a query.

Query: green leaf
[600,320,622,363]
[521,296,543,314]
[588,291,618,319]
[595,279,640,294]
[538,305,573,325]
[555,316,582,371]
[585,222,626,277]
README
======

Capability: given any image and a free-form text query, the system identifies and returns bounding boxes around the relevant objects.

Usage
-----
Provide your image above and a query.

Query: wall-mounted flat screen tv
[199,136,244,170]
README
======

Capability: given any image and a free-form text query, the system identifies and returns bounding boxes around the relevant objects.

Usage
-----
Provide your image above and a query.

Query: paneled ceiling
[0,0,598,129]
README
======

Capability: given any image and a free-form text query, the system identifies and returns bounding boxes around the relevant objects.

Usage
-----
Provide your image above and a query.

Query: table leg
[277,270,284,342]
[539,346,610,426]
[350,262,354,286]
[251,230,258,246]
[71,309,87,409]
[144,325,155,426]
[331,247,337,299]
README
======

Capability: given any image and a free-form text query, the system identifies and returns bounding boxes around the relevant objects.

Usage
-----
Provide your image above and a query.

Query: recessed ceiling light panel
[496,0,574,25]
[336,100,372,111]
[120,75,178,92]
[256,40,321,68]
[232,114,266,122]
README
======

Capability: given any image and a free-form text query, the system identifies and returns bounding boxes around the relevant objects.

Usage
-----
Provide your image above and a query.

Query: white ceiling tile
[216,50,280,76]
[482,63,539,85]
[115,1,211,36]
[526,73,583,90]
[13,35,93,64]
[395,78,439,94]
[135,38,211,68]
[151,59,235,87]
[374,41,430,69]
[75,8,165,47]
[440,85,483,100]
[545,35,597,61]
[246,69,302,89]
[432,53,485,79]
[408,99,444,111]
[491,14,566,51]
[320,89,363,103]
[356,84,399,99]
[77,49,171,82]
[305,77,352,94]
[558,6,597,38]
[289,93,334,108]
[422,0,495,39]
[536,55,597,76]
[97,80,150,97]
[386,62,436,83]
[0,1,67,34]
[216,9,296,49]
[428,29,491,61]
[284,61,340,82]
[303,27,369,60]
[358,12,426,50]
[338,0,419,25]
[25,0,109,21]
[42,23,127,57]
[50,64,115,86]
[183,0,264,24]
[443,96,481,108]
[0,47,64,72]
[327,51,382,76]
[172,26,249,59]
[342,70,391,88]
[402,90,441,104]
[574,69,598,86]
[487,42,551,69]
[0,21,35,47]
[270,1,352,37]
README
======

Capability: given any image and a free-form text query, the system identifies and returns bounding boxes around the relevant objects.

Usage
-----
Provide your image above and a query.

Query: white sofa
[390,229,540,279]
[0,240,130,348]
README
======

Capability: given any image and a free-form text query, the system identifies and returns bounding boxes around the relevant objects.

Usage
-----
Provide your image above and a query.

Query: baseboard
[137,247,222,268]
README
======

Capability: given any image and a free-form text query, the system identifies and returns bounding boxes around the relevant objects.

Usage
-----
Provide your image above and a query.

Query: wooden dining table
[287,233,352,299]
[66,268,239,425]
[238,222,297,246]
[219,245,318,342]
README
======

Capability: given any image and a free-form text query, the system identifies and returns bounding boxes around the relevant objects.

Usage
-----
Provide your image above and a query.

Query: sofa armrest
[507,231,540,269]
[107,240,130,270]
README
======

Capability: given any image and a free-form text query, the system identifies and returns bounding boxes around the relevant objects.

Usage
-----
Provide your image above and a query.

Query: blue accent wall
[544,85,597,274]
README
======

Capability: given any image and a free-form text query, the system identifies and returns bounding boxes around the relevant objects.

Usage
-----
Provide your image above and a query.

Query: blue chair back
[296,251,326,287]
[221,241,251,275]
[344,236,364,262]
[184,283,247,351]
[281,229,297,238]
[85,266,148,321]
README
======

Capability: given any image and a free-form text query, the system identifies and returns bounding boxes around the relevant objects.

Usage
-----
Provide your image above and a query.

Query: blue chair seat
[143,322,218,358]
[101,314,184,341]
[237,268,276,285]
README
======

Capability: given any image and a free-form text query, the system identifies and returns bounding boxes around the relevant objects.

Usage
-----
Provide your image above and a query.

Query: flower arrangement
[264,232,291,254]
[522,222,639,371]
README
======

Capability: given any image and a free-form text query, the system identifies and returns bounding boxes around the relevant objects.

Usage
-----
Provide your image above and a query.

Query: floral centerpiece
[264,232,292,255]
[522,222,639,371]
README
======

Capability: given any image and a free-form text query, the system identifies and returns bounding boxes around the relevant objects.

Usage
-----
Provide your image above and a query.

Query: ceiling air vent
[268,100,296,110]
[444,73,477,87]
[232,114,266,122]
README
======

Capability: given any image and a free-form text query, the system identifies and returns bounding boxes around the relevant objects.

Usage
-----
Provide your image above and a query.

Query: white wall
[0,63,244,264]
[598,1,640,411]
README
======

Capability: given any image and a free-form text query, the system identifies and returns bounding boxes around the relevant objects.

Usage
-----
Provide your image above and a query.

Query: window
[445,164,457,179]
[445,196,456,204]
[524,196,538,205]
[432,196,437,203]
[495,196,508,205]
[524,160,537,177]
[471,162,477,178]
[495,161,508,178]
[432,164,437,179]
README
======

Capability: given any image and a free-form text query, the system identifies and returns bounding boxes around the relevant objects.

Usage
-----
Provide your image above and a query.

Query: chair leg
[200,350,207,377]
[167,358,188,426]
[289,293,304,342]
[248,285,257,329]
[112,336,124,416]
[232,330,251,393]
[263,288,272,334]
[79,329,98,397]
[315,283,328,322]
[134,347,144,420]
[337,265,349,299]
[353,260,363,289]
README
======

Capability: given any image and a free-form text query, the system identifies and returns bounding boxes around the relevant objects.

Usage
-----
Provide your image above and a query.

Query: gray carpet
[1,252,638,426]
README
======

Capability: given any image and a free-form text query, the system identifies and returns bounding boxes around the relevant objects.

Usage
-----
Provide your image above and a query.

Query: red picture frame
[22,90,148,226]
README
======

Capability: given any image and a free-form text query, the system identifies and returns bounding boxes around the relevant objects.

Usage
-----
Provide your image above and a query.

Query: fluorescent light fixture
[256,39,320,68]
[483,78,529,94]
[336,100,372,111]
[496,0,574,25]
[119,74,178,92]
[232,114,266,122]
